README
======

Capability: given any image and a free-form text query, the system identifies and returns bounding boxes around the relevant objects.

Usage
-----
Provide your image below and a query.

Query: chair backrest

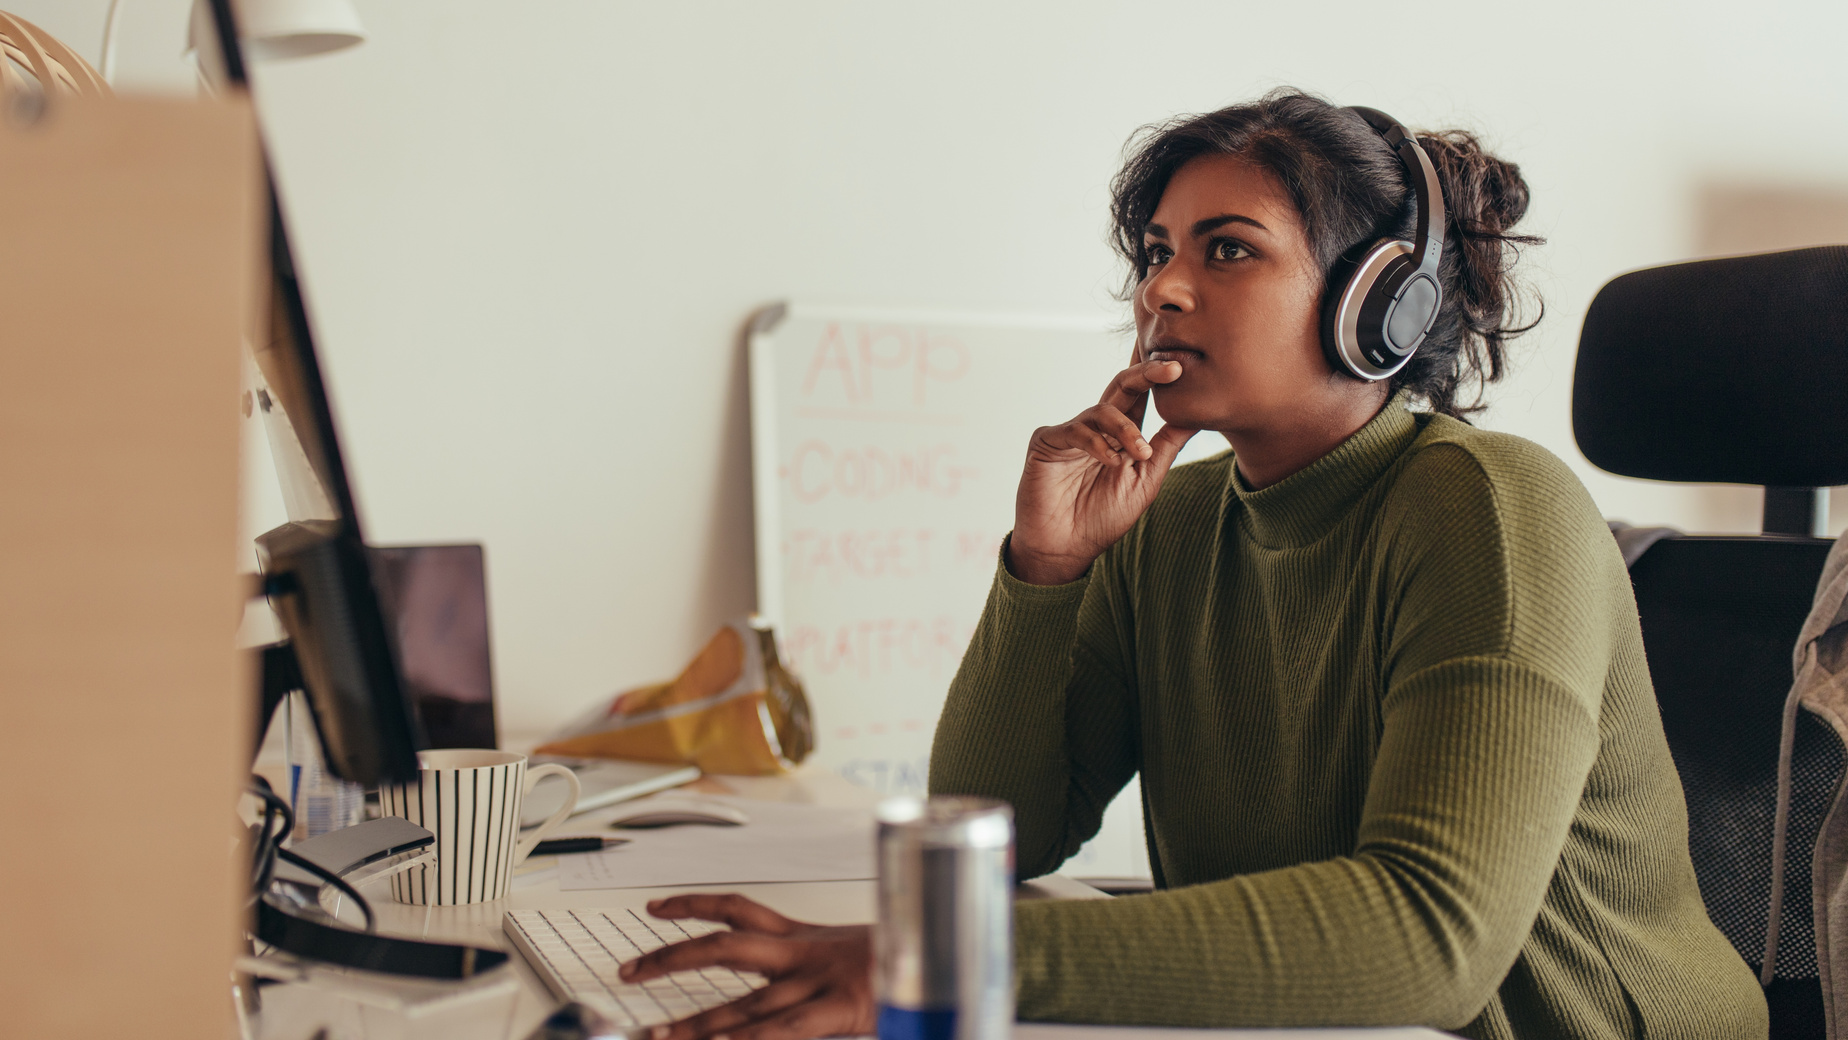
[1574,247,1848,1040]
[1630,537,1836,1037]
[1574,246,1848,492]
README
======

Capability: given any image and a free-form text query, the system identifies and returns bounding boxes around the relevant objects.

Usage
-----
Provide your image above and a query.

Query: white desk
[250,767,1440,1040]
[443,770,883,1034]
[254,767,1102,1039]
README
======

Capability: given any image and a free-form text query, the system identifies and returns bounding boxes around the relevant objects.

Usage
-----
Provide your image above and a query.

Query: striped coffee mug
[380,749,581,905]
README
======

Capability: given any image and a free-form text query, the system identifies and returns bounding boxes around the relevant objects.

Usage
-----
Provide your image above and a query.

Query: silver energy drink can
[875,796,1014,1040]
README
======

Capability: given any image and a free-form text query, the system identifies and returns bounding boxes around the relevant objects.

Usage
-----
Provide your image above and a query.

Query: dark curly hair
[1109,89,1542,418]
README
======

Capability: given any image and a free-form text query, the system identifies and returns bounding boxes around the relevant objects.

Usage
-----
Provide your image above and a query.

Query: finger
[726,993,867,1040]
[1142,423,1200,475]
[1099,360,1184,415]
[1111,359,1183,428]
[1034,420,1126,467]
[1080,404,1151,461]
[647,893,797,937]
[652,977,821,1040]
[621,931,800,983]
[1122,393,1149,430]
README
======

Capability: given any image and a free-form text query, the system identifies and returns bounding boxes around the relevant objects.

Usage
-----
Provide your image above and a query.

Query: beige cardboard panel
[0,95,260,1038]
[1696,183,1848,257]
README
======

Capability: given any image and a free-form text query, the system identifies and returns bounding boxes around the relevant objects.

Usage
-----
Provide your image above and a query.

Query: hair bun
[1413,130,1543,413]
[1417,130,1532,237]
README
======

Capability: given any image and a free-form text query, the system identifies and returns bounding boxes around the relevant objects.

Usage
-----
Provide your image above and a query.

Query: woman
[621,91,1765,1039]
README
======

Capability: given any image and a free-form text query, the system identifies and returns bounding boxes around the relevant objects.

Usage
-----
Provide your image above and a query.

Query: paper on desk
[557,795,875,890]
[1015,1024,1447,1039]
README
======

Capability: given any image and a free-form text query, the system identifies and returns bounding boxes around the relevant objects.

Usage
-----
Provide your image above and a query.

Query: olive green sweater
[929,400,1765,1039]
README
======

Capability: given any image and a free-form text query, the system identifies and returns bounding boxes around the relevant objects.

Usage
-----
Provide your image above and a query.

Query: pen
[533,837,631,856]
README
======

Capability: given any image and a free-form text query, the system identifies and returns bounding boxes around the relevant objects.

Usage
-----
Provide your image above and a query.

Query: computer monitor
[210,1,512,981]
[212,3,424,787]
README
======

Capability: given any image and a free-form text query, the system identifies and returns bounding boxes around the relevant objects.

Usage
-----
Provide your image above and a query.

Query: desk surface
[257,768,1103,1039]
[252,766,1439,1040]
[256,768,890,1038]
[428,770,886,1033]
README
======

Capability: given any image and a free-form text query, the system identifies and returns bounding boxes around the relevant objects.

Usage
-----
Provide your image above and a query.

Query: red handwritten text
[786,441,975,503]
[800,323,971,407]
[786,616,975,679]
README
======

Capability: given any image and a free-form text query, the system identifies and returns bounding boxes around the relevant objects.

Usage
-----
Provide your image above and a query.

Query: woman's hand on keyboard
[619,893,874,1040]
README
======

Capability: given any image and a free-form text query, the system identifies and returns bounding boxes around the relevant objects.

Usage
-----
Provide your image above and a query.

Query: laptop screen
[370,544,498,750]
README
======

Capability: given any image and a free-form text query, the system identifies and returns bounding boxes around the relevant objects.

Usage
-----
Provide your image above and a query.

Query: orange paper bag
[537,619,814,775]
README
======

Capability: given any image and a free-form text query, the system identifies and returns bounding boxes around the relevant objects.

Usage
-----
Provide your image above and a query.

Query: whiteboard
[749,303,1225,877]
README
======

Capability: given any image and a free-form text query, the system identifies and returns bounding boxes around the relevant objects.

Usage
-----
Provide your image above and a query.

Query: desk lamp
[97,0,365,84]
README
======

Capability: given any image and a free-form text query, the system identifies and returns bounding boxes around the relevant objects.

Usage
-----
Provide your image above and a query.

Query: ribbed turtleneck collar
[1226,396,1422,550]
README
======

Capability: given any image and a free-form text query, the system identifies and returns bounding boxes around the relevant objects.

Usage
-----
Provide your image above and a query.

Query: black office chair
[1573,245,1848,1039]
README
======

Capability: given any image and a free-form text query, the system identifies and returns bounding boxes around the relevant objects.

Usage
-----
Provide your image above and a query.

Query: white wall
[25,0,1848,741]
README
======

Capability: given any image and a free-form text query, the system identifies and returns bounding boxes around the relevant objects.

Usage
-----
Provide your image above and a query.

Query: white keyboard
[503,908,765,1030]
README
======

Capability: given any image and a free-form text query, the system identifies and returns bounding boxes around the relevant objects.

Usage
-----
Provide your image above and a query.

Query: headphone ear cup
[1385,274,1441,350]
[1319,250,1365,377]
[1322,239,1418,381]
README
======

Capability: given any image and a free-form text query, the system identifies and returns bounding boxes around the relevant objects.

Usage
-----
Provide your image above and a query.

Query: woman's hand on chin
[619,894,875,1040]
[1009,357,1198,586]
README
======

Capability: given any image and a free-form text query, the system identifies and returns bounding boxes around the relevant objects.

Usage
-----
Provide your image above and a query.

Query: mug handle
[513,763,582,866]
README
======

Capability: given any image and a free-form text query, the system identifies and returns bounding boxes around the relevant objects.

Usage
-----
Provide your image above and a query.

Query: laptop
[368,543,697,826]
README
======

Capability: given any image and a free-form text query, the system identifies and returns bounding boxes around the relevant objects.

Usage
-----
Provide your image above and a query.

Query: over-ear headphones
[1320,106,1447,381]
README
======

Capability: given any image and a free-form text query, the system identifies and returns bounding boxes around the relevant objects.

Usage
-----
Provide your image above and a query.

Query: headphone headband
[1345,106,1445,284]
[1318,106,1448,381]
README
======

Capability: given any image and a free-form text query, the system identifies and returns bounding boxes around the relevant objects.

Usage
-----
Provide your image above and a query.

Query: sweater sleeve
[929,535,1141,878]
[1010,443,1621,1030]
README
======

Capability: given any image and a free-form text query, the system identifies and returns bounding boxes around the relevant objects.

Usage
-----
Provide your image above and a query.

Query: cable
[244,775,375,933]
[247,778,292,897]
[251,808,274,892]
[98,0,125,84]
[276,846,375,933]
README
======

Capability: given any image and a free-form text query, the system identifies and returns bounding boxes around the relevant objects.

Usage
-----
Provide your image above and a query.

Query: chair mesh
[1676,709,1844,978]
[1631,536,1840,982]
